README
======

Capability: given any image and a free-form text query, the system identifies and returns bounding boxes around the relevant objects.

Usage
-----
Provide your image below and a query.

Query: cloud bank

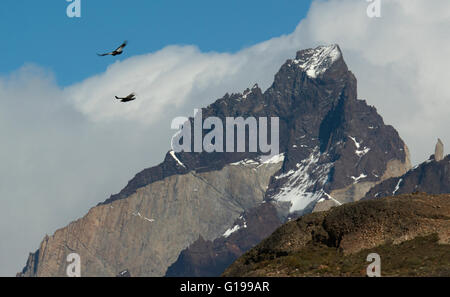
[0,65,175,275]
[1,0,449,275]
[66,0,450,163]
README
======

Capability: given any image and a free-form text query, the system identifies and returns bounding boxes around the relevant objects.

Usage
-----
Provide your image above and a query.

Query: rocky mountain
[363,154,450,200]
[18,44,411,277]
[223,193,450,277]
[165,202,281,277]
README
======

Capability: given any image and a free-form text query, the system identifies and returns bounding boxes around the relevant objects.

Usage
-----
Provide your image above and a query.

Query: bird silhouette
[98,41,128,57]
[115,93,136,102]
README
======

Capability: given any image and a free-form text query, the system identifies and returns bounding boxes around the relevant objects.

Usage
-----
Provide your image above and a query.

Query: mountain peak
[19,45,413,278]
[292,44,342,78]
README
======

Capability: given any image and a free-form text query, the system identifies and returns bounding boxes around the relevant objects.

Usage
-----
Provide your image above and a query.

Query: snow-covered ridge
[272,148,332,213]
[292,44,341,79]
[236,83,259,101]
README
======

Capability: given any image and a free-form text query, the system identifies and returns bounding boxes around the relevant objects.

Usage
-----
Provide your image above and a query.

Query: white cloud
[2,0,449,275]
[0,65,170,276]
[64,44,295,125]
[65,0,450,164]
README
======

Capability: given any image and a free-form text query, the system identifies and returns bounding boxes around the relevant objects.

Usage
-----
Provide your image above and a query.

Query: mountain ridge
[363,155,450,200]
[18,44,411,277]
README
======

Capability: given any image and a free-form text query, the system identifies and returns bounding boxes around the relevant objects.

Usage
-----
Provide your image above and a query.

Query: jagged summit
[292,44,342,78]
[19,45,411,277]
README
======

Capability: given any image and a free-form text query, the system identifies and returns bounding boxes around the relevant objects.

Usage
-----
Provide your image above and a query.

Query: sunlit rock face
[435,138,444,162]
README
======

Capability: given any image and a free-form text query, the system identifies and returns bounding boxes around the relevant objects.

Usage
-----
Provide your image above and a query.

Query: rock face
[435,138,444,162]
[18,161,282,277]
[363,155,450,200]
[165,203,281,277]
[18,45,410,277]
[223,193,450,277]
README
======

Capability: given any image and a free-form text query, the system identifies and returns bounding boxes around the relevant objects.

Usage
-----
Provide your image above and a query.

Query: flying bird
[115,93,136,103]
[97,41,128,57]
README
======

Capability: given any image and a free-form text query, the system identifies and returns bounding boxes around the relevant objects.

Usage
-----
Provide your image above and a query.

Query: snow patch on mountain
[323,191,343,206]
[131,211,155,223]
[351,173,367,183]
[223,225,240,238]
[393,178,403,195]
[223,218,247,238]
[231,154,285,167]
[230,159,259,166]
[260,153,285,165]
[170,150,186,168]
[349,136,371,157]
[356,147,370,157]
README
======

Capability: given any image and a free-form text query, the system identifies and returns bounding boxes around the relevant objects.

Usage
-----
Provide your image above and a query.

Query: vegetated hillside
[223,193,450,277]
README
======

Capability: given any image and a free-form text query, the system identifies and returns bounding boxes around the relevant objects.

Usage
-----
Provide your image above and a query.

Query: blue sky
[1,0,312,85]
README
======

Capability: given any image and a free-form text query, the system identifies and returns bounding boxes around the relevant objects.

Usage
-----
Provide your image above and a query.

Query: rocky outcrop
[19,45,410,277]
[435,138,444,162]
[363,155,450,200]
[223,193,450,277]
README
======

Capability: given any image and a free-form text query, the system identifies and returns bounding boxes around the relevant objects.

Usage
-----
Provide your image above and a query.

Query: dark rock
[363,155,450,200]
[165,203,281,277]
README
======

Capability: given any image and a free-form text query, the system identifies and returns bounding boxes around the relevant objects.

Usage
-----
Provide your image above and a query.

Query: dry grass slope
[223,193,450,277]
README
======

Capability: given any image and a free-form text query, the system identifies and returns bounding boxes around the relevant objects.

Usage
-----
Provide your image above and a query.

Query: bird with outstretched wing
[98,41,128,57]
[115,93,136,103]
